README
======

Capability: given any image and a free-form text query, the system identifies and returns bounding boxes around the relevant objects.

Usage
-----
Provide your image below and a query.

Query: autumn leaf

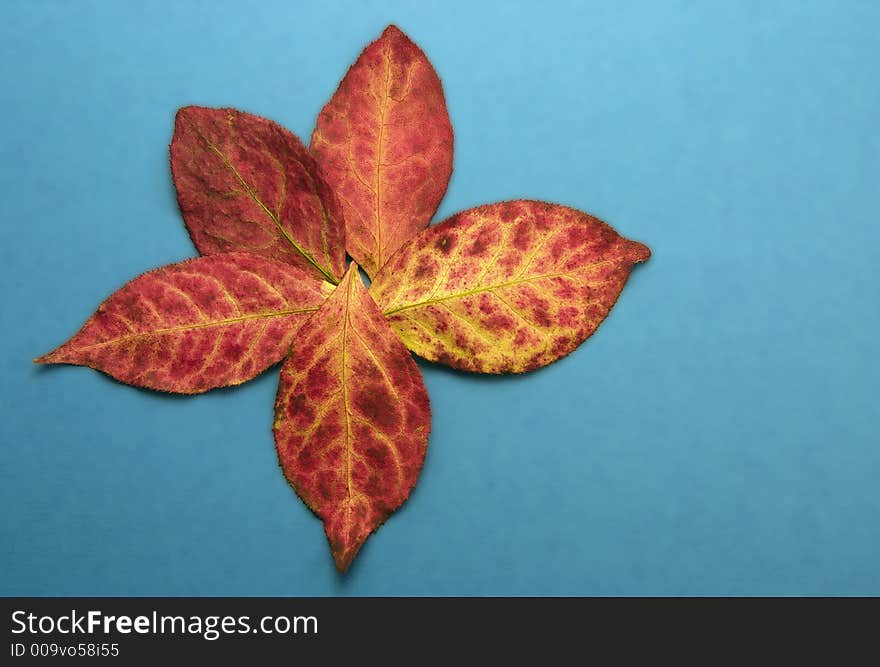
[369,201,650,373]
[36,253,333,394]
[37,25,652,575]
[274,264,430,572]
[311,24,453,278]
[171,106,346,283]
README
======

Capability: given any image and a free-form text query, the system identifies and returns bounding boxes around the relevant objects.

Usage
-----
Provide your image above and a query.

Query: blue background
[1,1,877,595]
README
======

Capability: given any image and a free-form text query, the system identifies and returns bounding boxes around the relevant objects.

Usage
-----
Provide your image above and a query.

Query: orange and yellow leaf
[36,253,332,394]
[274,264,431,572]
[311,25,454,278]
[369,201,650,373]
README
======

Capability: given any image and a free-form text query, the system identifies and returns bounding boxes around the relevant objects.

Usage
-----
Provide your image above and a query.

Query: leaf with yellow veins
[36,253,333,394]
[37,26,655,575]
[171,106,346,284]
[274,264,431,572]
[369,201,651,373]
[311,25,454,278]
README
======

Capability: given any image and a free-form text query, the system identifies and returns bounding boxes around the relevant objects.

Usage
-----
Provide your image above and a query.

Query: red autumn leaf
[36,253,332,394]
[37,26,652,575]
[369,201,651,373]
[171,106,346,284]
[311,25,454,278]
[274,264,431,572]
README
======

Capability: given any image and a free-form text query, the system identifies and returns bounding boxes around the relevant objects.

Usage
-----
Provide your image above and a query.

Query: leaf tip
[325,512,372,574]
[34,350,58,365]
[627,240,651,264]
[331,545,358,574]
[341,261,362,285]
[382,24,405,39]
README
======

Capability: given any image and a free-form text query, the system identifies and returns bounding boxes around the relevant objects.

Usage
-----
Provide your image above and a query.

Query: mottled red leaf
[37,25,655,576]
[311,24,454,278]
[274,264,430,572]
[369,201,651,373]
[36,253,332,394]
[171,106,346,283]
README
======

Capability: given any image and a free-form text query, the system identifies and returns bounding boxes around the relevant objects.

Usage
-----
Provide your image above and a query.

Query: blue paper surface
[1,1,877,595]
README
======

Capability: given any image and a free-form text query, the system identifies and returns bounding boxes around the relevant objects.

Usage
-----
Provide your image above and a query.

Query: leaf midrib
[374,45,392,272]
[340,275,354,503]
[380,270,579,316]
[66,307,319,351]
[201,136,339,284]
